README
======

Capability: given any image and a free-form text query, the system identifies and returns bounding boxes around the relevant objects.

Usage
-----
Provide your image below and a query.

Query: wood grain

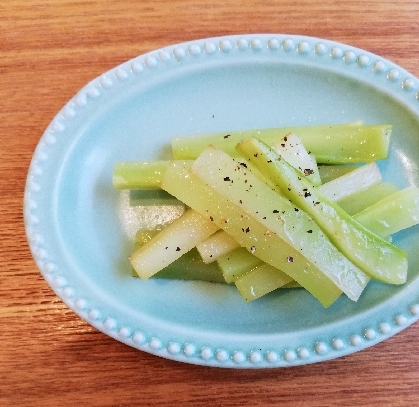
[2,0,419,405]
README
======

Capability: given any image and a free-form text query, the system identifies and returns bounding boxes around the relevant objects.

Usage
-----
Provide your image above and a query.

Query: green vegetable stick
[236,137,408,285]
[235,263,294,301]
[217,247,263,283]
[172,124,392,164]
[160,160,343,307]
[353,186,419,237]
[113,161,170,190]
[339,182,400,215]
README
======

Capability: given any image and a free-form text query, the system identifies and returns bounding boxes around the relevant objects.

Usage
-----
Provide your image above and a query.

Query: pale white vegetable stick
[196,229,240,264]
[272,133,321,186]
[318,162,382,202]
[130,208,219,279]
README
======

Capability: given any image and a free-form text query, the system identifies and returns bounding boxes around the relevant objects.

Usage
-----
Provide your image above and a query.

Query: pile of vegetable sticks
[113,123,419,307]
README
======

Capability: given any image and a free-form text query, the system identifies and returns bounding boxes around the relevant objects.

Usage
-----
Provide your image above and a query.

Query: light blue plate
[24,35,419,368]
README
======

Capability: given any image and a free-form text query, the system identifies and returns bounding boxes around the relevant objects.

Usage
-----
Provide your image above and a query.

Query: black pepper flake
[209,216,214,221]
[245,227,250,233]
[223,176,231,181]
[176,247,181,251]
[284,136,288,142]
[165,247,168,250]
[267,160,272,163]
[224,134,231,139]
[263,216,266,219]
[307,230,313,233]
[273,209,279,213]
[288,188,291,191]
[294,208,299,212]
[304,191,311,198]
[250,246,256,254]
[304,168,314,176]
[287,256,294,262]
[281,143,286,147]
[239,199,242,204]
[254,153,258,157]
[240,162,247,168]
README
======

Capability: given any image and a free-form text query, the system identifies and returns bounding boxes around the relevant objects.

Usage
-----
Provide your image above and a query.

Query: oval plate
[24,34,419,368]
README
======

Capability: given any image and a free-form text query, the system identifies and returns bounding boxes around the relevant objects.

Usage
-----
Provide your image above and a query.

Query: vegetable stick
[172,124,392,164]
[130,208,219,279]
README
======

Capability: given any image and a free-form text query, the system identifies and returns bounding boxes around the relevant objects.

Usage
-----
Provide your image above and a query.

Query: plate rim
[24,33,419,368]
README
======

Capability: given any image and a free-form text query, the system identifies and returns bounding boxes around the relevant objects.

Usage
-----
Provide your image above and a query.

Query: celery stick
[217,247,263,283]
[172,124,392,164]
[130,208,219,279]
[133,231,225,282]
[237,138,408,284]
[196,229,240,264]
[272,133,321,186]
[160,160,343,307]
[338,182,399,215]
[235,263,294,301]
[317,162,382,202]
[353,186,419,237]
[189,149,370,302]
[113,161,169,190]
[318,165,357,183]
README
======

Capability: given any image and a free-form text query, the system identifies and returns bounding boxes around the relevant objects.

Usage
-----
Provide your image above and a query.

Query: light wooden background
[2,1,419,405]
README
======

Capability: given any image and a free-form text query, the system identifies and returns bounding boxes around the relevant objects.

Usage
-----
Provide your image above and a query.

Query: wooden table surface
[2,1,419,405]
